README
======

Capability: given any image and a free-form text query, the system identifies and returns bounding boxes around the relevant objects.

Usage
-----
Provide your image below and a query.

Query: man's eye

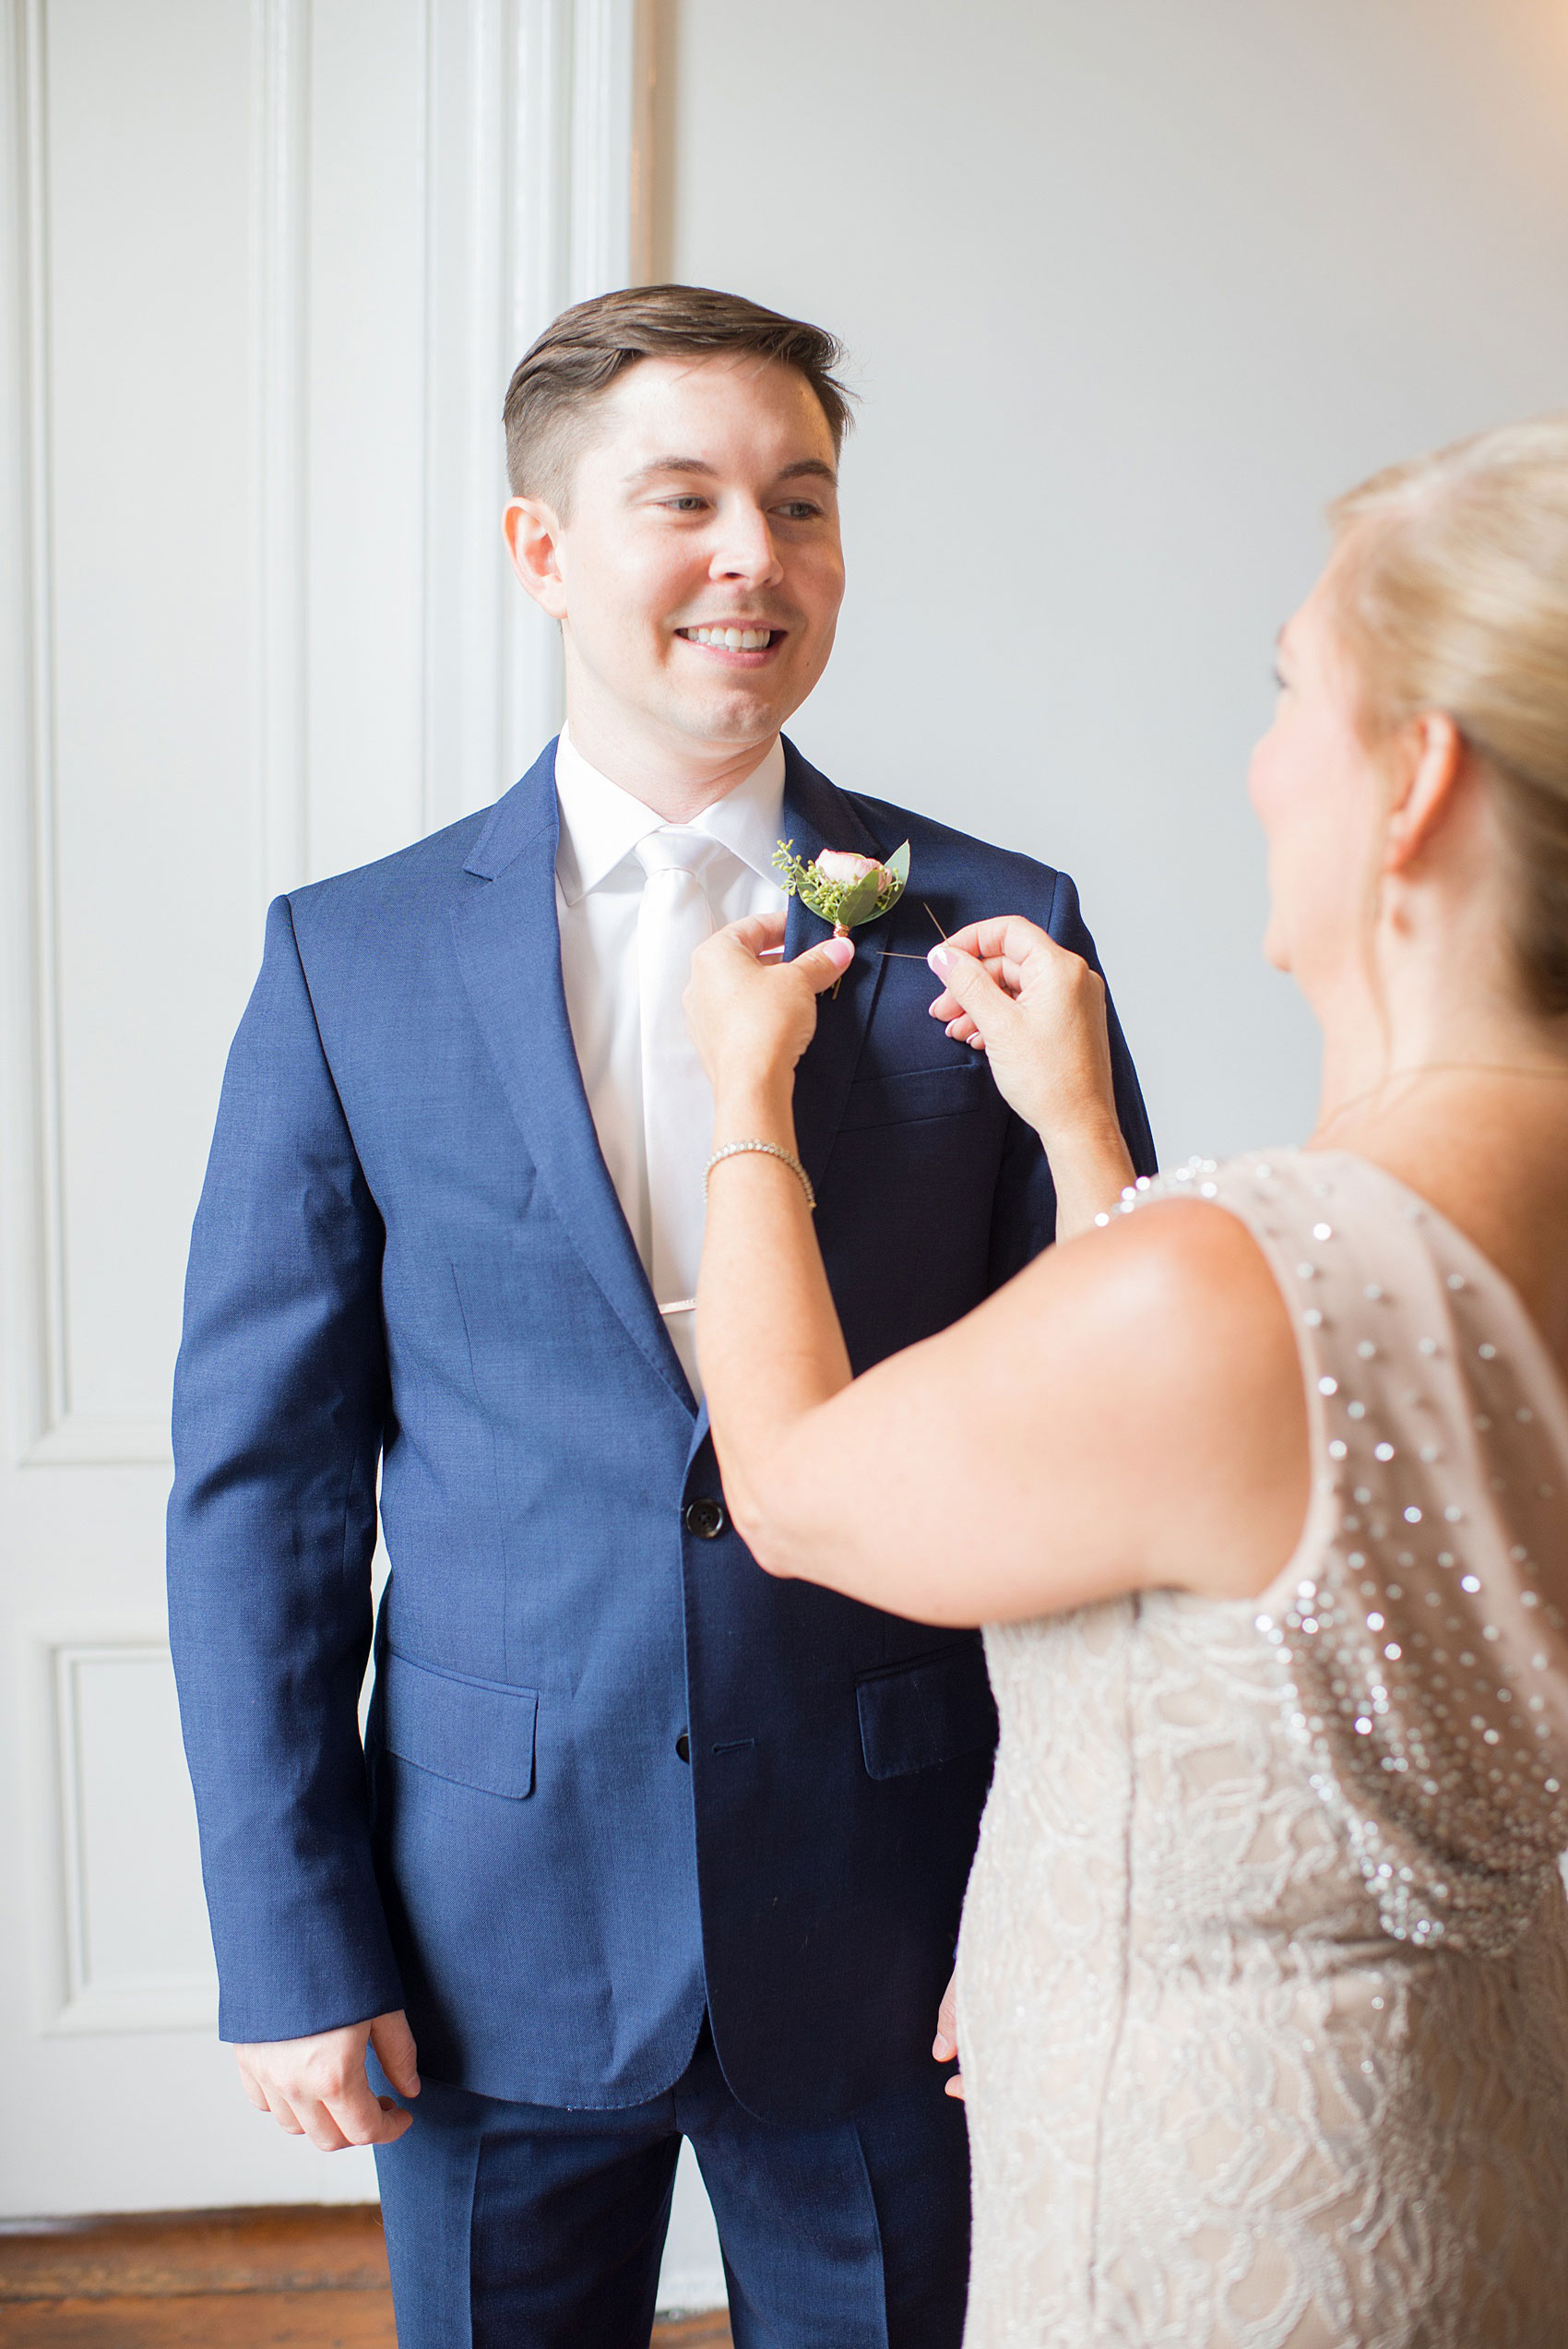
[663,495,708,513]
[777,501,820,521]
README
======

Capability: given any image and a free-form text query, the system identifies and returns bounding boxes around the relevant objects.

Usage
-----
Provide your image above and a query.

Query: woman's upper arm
[745,1200,1312,1624]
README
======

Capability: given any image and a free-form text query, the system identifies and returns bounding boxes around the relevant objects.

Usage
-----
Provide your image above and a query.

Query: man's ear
[1383,711,1468,874]
[504,497,568,620]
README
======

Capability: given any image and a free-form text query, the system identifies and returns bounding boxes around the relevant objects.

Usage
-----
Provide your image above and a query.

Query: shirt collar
[553,723,786,906]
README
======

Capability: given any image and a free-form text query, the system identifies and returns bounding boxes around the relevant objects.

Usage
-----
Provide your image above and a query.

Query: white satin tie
[635,829,717,1390]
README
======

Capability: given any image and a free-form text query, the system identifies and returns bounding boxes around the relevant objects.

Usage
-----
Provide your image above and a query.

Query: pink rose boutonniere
[772,839,911,938]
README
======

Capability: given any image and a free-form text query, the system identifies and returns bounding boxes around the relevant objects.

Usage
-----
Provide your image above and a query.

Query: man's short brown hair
[503,284,854,511]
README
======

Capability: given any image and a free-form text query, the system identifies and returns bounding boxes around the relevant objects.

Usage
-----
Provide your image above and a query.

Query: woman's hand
[928,915,1134,1235]
[685,911,854,1099]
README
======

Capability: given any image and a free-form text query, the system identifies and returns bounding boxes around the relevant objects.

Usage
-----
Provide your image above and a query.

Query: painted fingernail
[825,936,854,968]
[928,946,949,973]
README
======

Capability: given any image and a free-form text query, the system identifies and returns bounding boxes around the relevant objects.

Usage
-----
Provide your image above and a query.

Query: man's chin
[666,685,791,751]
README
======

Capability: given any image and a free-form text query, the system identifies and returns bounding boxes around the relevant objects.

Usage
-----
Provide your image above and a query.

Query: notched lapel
[451,755,694,1414]
[780,745,891,1191]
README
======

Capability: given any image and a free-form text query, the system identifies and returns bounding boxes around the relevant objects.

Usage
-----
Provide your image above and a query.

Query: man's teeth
[683,626,774,650]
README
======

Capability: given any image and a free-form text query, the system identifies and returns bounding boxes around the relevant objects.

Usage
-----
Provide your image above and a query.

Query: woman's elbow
[723,1464,812,1580]
[732,1513,798,1580]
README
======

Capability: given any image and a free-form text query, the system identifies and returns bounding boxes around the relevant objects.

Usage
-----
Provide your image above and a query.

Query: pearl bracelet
[704,1139,817,1212]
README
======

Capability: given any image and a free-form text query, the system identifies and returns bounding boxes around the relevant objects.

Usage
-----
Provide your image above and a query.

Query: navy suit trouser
[373,2016,970,2348]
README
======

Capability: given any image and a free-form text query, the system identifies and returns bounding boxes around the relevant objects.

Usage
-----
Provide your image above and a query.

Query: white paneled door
[0,1,708,2266]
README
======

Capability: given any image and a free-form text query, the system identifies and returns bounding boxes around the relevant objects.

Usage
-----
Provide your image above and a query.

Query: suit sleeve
[167,894,404,2043]
[987,867,1158,1290]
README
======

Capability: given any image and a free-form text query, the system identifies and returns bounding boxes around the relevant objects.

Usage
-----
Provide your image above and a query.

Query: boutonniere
[772,841,911,939]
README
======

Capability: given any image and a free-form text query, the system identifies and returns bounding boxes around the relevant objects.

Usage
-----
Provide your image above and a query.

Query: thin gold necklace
[1314,1059,1568,1144]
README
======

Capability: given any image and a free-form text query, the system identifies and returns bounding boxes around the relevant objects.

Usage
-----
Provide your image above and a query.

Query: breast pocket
[839,1061,991,1132]
[856,1641,997,1780]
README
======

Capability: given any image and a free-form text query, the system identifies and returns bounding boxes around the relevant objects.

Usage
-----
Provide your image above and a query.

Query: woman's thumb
[929,944,1006,1024]
[801,936,855,992]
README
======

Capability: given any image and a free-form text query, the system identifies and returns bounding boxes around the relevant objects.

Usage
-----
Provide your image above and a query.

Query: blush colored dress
[956,1149,1568,2349]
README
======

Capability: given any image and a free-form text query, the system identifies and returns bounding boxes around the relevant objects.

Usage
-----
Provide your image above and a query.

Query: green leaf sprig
[772,840,911,935]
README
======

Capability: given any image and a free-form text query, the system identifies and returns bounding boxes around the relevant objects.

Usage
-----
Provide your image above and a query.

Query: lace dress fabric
[956,1149,1568,2348]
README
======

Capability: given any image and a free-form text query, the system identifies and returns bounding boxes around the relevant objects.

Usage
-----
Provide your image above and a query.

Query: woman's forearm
[697,1070,854,1553]
[1043,1116,1137,1240]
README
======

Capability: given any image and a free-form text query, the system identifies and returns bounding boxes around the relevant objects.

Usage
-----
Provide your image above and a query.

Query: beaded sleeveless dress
[956,1149,1568,2349]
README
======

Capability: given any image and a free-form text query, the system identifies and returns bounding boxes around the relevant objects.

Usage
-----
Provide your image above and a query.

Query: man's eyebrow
[624,456,838,487]
[626,456,719,482]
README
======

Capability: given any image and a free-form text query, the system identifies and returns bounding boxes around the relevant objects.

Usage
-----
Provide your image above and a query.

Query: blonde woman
[684,418,1568,2346]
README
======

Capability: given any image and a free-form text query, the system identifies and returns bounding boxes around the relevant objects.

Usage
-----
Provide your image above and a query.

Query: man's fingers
[291,2095,353,2153]
[369,2009,421,2100]
[260,2088,307,2137]
[235,2059,270,2114]
[932,1969,958,2061]
[318,2054,409,2149]
[932,1967,965,2099]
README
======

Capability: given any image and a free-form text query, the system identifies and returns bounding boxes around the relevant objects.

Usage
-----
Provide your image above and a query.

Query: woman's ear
[1383,712,1468,874]
[504,498,569,620]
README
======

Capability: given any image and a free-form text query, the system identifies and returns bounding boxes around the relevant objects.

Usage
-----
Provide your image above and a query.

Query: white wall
[659,0,1568,1163]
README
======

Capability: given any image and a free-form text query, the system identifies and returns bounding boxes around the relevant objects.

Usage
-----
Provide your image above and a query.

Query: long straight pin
[883,900,951,959]
[880,900,952,957]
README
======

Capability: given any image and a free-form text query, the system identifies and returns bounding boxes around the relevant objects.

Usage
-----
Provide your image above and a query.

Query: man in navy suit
[168,286,1155,2347]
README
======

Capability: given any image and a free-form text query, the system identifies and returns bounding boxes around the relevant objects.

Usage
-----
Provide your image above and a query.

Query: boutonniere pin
[772,841,911,939]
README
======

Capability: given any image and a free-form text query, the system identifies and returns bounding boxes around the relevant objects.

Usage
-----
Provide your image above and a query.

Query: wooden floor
[0,2207,732,2347]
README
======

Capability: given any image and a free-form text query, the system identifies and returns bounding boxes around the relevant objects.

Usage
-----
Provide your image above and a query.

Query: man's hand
[932,1969,964,2101]
[234,2009,420,2151]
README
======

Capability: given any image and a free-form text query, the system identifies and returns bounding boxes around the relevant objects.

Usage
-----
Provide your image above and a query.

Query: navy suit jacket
[167,737,1155,2121]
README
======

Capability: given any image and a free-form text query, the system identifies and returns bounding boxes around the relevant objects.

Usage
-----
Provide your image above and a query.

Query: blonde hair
[1326,413,1568,1015]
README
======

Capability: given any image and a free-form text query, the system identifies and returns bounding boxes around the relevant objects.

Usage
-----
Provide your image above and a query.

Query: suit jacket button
[676,1733,691,1762]
[683,1496,727,1540]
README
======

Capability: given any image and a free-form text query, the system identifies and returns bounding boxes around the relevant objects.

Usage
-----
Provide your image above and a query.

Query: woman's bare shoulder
[985,1194,1313,1605]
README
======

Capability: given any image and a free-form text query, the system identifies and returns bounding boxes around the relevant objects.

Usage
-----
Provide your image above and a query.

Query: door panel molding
[7,0,309,1466]
[23,1631,218,2035]
[419,0,656,835]
[3,0,653,1468]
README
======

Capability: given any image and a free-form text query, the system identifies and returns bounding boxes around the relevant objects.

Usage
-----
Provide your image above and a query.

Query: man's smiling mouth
[676,625,782,651]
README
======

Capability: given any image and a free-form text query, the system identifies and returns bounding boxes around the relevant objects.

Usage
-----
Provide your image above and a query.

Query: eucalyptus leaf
[834,871,885,928]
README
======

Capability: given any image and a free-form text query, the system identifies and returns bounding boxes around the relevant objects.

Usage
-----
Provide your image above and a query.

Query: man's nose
[708,505,785,587]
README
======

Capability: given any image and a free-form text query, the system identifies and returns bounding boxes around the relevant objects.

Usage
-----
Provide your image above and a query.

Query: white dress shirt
[553,724,788,1388]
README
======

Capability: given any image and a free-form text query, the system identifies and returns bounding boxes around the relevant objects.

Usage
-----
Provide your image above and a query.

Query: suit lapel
[778,742,892,1192]
[452,745,694,1413]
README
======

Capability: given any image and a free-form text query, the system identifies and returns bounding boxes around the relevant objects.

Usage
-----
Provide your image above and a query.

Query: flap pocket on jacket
[856,1642,997,1782]
[838,1063,988,1132]
[381,1650,538,1800]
